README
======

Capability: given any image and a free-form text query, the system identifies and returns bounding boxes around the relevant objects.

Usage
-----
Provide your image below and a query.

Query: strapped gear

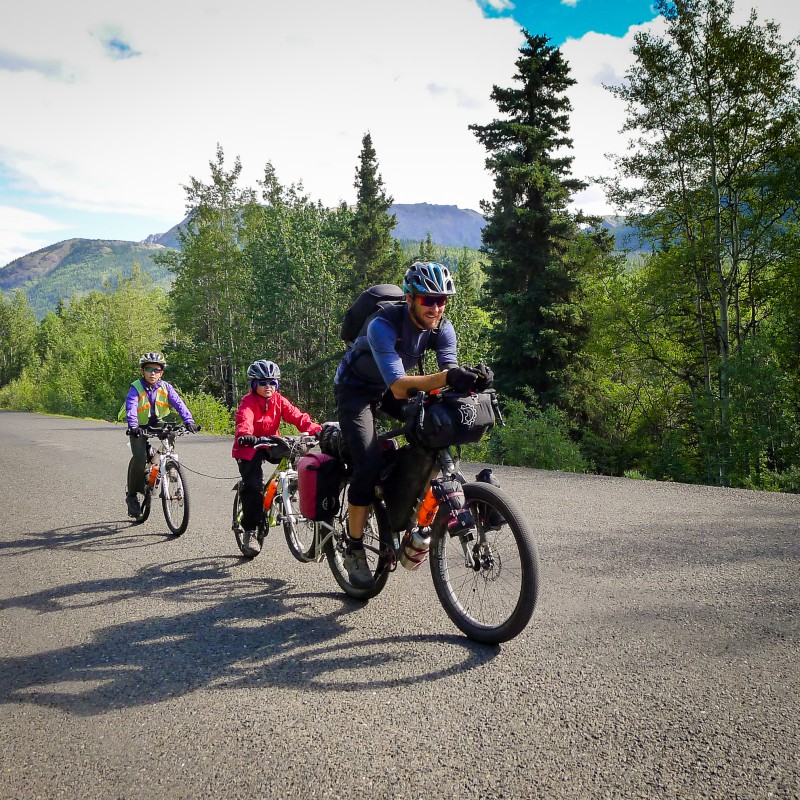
[246,359,281,380]
[403,262,456,297]
[139,352,166,368]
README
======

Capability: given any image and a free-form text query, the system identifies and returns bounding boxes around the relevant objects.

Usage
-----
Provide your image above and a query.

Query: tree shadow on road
[0,555,499,717]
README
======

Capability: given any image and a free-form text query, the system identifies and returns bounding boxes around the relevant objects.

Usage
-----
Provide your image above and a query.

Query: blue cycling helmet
[246,359,281,380]
[403,262,456,296]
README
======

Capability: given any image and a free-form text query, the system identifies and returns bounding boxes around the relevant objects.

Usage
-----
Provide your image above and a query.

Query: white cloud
[0,206,67,266]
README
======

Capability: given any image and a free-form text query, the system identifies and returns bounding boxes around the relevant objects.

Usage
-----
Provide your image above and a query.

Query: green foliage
[181,391,234,435]
[485,394,590,473]
[0,290,36,386]
[599,0,800,486]
[0,270,167,421]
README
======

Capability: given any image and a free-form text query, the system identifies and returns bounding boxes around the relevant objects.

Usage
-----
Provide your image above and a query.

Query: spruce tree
[471,32,588,407]
[346,133,403,294]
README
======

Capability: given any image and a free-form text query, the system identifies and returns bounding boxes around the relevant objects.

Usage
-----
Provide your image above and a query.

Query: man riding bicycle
[333,261,490,589]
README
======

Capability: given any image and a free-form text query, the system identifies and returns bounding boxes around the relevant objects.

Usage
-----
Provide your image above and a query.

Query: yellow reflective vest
[132,379,170,426]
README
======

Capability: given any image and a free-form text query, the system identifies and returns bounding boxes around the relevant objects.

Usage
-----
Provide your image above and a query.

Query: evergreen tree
[345,132,403,294]
[471,32,588,407]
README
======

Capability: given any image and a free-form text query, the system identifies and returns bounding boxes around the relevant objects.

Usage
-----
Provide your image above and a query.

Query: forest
[1,0,799,491]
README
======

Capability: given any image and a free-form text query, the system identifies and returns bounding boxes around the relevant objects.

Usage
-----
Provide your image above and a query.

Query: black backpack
[339,284,405,344]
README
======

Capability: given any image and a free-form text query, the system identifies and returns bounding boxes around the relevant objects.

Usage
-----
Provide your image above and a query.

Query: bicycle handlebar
[126,423,201,440]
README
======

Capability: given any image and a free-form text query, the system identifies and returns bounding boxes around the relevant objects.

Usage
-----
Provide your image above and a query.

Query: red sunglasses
[417,295,448,308]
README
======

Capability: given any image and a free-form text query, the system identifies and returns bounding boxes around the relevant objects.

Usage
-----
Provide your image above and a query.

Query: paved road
[0,410,797,799]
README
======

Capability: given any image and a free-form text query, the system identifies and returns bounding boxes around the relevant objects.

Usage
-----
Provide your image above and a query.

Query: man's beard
[409,303,440,331]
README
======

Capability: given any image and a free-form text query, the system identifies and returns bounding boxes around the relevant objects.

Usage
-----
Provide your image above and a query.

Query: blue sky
[0,0,796,267]
[480,0,659,43]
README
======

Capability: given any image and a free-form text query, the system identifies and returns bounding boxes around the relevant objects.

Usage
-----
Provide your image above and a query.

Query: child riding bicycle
[232,359,323,557]
[124,352,197,518]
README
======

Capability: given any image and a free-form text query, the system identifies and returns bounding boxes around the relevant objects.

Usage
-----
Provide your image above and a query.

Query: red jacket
[232,390,322,460]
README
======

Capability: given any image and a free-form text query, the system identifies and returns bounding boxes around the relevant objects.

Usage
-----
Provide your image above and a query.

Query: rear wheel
[232,481,264,558]
[284,476,317,562]
[429,482,539,644]
[161,458,190,536]
[325,505,391,600]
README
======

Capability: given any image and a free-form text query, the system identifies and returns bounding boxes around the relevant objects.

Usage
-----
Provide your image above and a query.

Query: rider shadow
[0,520,181,557]
[0,558,499,717]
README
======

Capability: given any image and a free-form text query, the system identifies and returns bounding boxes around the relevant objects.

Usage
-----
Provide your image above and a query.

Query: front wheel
[429,482,539,644]
[161,458,190,536]
[325,505,391,601]
[283,476,317,562]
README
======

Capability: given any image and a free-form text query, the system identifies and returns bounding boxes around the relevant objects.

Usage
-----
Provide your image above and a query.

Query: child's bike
[127,423,194,535]
[231,433,320,558]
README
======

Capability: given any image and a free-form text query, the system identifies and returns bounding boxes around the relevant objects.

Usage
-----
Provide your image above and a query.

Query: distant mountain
[141,204,488,250]
[389,203,487,249]
[0,239,172,319]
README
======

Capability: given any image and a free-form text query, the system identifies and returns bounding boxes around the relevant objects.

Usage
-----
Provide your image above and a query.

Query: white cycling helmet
[139,352,166,368]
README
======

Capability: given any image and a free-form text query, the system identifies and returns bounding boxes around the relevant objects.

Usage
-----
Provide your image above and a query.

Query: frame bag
[417,391,497,449]
[297,453,342,520]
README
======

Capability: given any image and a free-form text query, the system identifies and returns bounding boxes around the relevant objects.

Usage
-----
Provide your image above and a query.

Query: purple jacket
[125,379,194,428]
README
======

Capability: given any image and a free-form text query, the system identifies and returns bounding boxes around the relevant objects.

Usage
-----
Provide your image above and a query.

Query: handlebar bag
[265,440,291,463]
[417,391,496,448]
[298,452,342,520]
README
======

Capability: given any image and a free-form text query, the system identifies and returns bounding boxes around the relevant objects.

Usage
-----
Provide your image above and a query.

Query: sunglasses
[256,379,279,387]
[143,366,163,373]
[417,295,448,308]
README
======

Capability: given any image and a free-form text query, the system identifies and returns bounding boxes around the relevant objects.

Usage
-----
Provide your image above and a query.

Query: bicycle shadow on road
[0,520,197,557]
[0,556,499,717]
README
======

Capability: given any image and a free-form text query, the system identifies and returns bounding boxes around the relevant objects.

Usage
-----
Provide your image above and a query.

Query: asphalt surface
[0,410,797,800]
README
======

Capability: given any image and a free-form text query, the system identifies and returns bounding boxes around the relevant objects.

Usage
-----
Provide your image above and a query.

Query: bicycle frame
[145,430,181,502]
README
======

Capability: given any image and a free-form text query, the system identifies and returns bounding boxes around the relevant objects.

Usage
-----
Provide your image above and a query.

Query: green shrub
[485,397,591,473]
[0,371,44,412]
[182,391,235,435]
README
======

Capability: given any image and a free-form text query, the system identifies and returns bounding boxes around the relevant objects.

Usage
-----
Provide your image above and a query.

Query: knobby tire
[429,482,539,644]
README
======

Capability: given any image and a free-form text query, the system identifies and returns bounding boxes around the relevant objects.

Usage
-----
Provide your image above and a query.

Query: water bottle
[147,462,159,488]
[399,526,431,570]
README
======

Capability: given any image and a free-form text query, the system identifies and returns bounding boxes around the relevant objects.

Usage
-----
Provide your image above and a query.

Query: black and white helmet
[246,359,281,380]
[403,262,456,296]
[139,352,166,368]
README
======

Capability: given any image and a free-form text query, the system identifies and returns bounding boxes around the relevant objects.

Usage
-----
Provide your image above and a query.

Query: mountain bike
[231,433,320,558]
[288,389,540,645]
[127,423,194,535]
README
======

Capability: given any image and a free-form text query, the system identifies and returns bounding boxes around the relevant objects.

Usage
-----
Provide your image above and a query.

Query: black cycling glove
[446,366,479,393]
[185,422,198,433]
[472,363,495,391]
[128,426,144,437]
[238,435,258,447]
